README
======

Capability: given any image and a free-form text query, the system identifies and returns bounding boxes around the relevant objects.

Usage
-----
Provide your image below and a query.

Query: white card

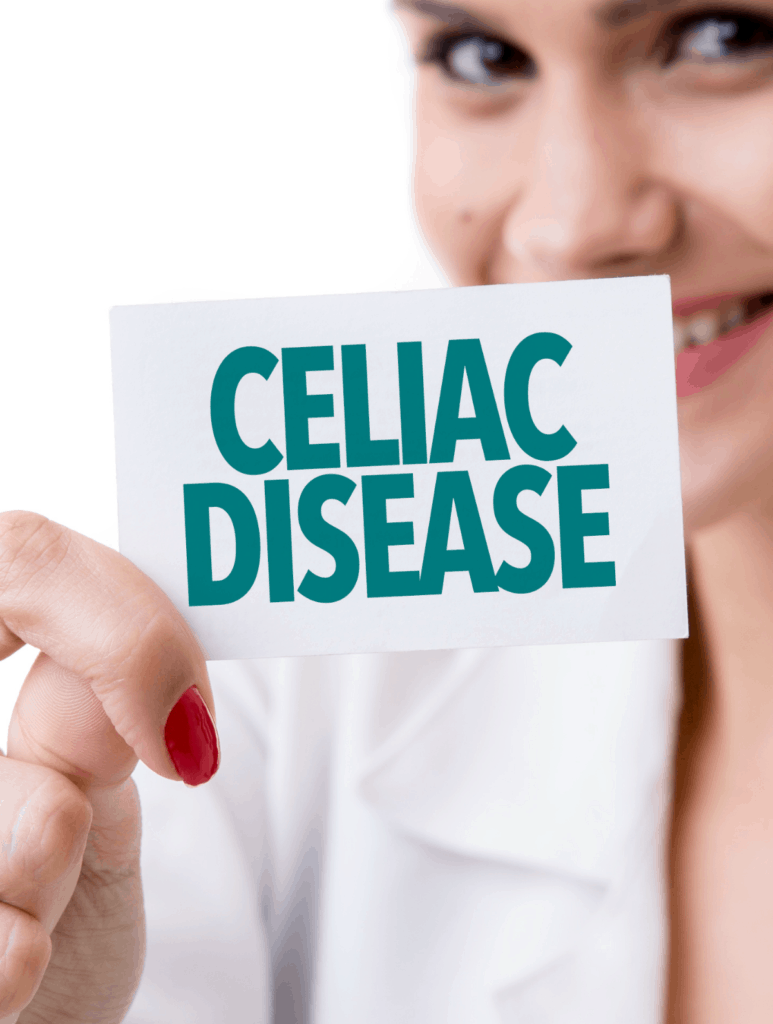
[111,277,687,660]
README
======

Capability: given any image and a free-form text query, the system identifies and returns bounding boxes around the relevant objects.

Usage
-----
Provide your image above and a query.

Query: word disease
[183,332,616,608]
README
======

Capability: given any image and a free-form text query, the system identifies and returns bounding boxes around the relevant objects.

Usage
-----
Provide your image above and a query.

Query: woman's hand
[0,511,218,1024]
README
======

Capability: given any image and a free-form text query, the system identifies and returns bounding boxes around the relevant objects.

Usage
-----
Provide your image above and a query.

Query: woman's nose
[502,81,678,280]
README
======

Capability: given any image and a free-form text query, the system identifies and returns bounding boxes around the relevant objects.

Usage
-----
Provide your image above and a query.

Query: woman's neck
[668,500,773,1022]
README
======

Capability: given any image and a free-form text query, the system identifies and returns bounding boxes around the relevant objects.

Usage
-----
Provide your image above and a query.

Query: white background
[0,2,442,731]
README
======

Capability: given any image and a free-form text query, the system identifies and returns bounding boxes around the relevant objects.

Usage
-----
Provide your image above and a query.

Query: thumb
[0,512,219,788]
[8,655,219,789]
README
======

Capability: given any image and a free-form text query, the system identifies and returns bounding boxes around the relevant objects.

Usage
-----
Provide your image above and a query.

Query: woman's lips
[675,295,773,398]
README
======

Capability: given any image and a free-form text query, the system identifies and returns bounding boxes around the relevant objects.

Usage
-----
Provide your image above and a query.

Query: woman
[396,2,773,1020]
[0,0,772,1021]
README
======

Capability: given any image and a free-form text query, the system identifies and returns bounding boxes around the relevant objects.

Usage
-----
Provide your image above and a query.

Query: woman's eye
[422,33,535,87]
[666,12,773,64]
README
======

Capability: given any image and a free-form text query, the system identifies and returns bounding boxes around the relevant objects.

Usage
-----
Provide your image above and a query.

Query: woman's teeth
[673,299,745,355]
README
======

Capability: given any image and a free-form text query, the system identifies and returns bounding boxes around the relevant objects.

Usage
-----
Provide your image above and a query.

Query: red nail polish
[164,686,220,786]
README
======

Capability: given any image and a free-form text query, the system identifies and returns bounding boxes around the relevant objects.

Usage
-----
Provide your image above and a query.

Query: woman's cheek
[656,97,773,246]
[419,134,465,193]
[415,131,476,283]
[415,123,516,286]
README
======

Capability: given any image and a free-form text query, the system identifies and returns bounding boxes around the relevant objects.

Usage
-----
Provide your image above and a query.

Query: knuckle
[0,767,93,926]
[0,512,71,592]
[2,770,94,891]
[0,910,51,1016]
[31,775,92,886]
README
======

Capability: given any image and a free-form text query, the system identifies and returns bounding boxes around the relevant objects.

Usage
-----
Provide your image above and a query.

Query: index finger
[0,511,218,786]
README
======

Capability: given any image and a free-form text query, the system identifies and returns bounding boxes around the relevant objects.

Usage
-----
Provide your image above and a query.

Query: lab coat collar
[355,641,677,886]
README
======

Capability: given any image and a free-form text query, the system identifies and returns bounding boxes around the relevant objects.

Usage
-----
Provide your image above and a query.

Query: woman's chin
[680,427,773,537]
[680,468,742,538]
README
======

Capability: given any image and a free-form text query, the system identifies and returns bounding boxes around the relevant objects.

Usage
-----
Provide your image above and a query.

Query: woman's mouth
[673,292,773,397]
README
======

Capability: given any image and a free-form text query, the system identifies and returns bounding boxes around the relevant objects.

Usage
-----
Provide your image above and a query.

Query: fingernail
[164,686,220,786]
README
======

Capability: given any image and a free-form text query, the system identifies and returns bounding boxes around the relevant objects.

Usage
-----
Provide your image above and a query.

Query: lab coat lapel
[356,641,677,886]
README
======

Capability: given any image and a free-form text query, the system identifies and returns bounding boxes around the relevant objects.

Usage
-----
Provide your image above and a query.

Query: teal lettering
[421,471,498,594]
[183,482,260,606]
[503,332,577,461]
[430,339,510,464]
[493,465,555,594]
[557,464,616,588]
[282,346,340,470]
[397,341,428,465]
[264,479,294,603]
[297,474,360,603]
[362,473,421,597]
[342,345,400,467]
[210,347,283,475]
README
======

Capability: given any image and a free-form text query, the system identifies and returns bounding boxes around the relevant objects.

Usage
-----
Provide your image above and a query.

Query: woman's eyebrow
[392,0,498,35]
[394,0,686,32]
[594,0,684,27]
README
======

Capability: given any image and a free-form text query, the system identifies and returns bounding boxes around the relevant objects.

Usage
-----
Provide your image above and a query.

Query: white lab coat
[127,640,678,1024]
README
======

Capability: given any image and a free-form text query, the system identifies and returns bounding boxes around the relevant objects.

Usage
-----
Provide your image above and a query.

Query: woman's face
[396,0,773,533]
